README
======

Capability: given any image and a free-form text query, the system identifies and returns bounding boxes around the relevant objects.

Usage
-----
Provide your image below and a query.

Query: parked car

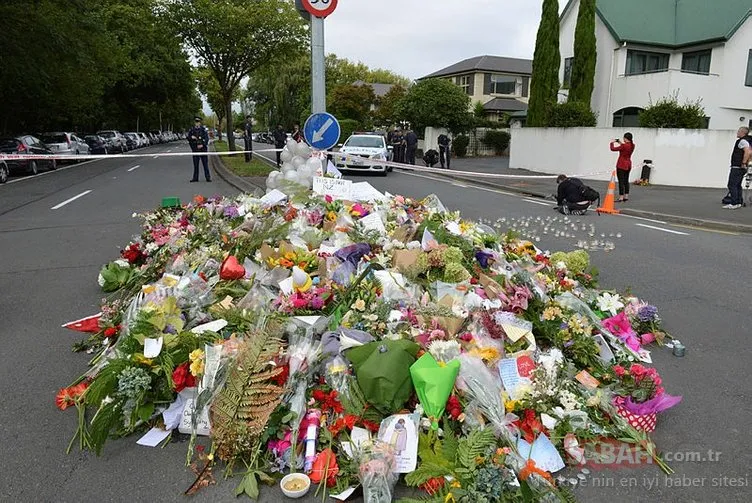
[39,132,89,161]
[83,135,108,154]
[150,130,164,143]
[334,133,391,176]
[0,159,8,183]
[0,135,57,175]
[123,132,140,148]
[138,132,151,146]
[97,130,126,153]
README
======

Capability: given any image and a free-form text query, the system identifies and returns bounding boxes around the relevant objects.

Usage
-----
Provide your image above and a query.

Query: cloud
[324,0,546,80]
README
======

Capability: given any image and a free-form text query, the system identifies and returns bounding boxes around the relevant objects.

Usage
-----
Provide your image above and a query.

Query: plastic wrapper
[422,194,447,214]
[357,441,398,503]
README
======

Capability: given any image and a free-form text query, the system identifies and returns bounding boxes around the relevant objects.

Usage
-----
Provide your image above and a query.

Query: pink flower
[613,365,625,377]
[602,312,634,337]
[268,431,292,456]
[291,295,309,309]
[640,333,656,345]
[629,364,646,378]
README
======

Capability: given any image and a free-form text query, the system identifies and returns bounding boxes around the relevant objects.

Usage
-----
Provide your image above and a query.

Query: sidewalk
[425,156,752,234]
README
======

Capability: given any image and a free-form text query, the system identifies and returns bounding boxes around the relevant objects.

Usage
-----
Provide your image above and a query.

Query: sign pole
[311,16,326,114]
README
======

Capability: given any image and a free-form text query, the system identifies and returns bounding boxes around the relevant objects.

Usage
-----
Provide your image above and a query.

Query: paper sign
[575,370,601,389]
[278,276,294,295]
[136,427,171,447]
[499,356,533,397]
[326,160,342,178]
[313,176,352,200]
[421,229,437,251]
[178,398,211,436]
[260,189,287,206]
[516,434,566,473]
[162,391,189,430]
[191,319,228,334]
[143,337,163,358]
[359,212,386,233]
[350,181,386,202]
[377,414,419,473]
[330,487,358,501]
[341,426,371,458]
[593,334,615,363]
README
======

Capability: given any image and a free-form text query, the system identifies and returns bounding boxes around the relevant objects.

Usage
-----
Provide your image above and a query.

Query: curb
[210,146,266,193]
[405,169,752,234]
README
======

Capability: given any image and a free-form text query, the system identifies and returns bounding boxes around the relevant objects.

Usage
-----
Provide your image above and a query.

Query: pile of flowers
[58,181,682,501]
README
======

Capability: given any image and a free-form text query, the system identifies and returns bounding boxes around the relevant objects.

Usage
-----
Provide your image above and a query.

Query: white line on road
[619,214,667,224]
[635,223,689,235]
[127,165,140,172]
[524,198,552,207]
[3,158,101,185]
[51,190,92,210]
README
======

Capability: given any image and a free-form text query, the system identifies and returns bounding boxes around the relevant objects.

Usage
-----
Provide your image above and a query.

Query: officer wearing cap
[188,116,211,182]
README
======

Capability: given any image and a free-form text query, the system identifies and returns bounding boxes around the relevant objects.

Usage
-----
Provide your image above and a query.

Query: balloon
[286,139,297,151]
[268,170,281,180]
[306,157,321,171]
[292,156,306,168]
[280,150,293,163]
[281,162,295,173]
[266,176,277,189]
[284,170,299,183]
[296,142,311,157]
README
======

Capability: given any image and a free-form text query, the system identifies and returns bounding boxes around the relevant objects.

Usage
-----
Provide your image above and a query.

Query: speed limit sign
[301,0,338,18]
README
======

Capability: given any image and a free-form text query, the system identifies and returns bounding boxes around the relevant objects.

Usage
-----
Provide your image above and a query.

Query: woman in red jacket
[610,132,635,202]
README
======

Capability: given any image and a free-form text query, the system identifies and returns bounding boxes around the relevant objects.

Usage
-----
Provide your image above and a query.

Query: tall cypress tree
[569,0,597,105]
[527,0,561,127]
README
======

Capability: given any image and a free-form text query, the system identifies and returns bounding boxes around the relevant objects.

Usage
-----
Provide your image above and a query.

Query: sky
[324,0,548,80]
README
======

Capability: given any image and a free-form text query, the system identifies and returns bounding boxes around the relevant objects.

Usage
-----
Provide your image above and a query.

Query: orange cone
[597,171,621,215]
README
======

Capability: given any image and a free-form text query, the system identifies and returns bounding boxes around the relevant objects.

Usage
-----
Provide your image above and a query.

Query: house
[352,80,395,112]
[559,0,752,129]
[420,55,532,121]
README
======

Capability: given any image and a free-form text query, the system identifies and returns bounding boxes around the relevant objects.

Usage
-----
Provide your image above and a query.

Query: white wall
[510,127,741,188]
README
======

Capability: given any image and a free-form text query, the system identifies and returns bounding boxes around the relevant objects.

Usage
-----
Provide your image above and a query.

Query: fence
[423,127,510,157]
[510,127,740,188]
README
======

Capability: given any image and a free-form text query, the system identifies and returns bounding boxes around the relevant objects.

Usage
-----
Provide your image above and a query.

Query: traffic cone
[597,171,621,215]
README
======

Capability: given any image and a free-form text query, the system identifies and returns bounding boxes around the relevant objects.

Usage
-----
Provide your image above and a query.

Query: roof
[352,80,395,98]
[562,0,752,47]
[483,98,528,112]
[421,55,533,79]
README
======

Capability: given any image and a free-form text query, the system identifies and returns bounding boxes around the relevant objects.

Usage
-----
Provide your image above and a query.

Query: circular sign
[301,0,338,18]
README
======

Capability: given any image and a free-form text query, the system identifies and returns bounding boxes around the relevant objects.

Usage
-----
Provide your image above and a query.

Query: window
[457,75,472,95]
[746,50,752,87]
[490,75,517,95]
[612,107,643,128]
[626,50,669,75]
[563,57,574,88]
[681,50,711,74]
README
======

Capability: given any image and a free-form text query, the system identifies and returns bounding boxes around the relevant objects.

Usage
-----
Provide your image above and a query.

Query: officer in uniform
[243,114,253,162]
[188,116,211,182]
[437,133,451,169]
[273,124,287,167]
[391,129,404,164]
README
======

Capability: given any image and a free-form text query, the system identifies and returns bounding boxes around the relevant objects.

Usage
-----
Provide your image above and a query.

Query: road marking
[619,214,667,224]
[399,171,522,197]
[3,158,102,185]
[524,198,552,207]
[152,155,159,158]
[635,223,689,235]
[451,182,469,188]
[127,165,140,172]
[51,190,92,210]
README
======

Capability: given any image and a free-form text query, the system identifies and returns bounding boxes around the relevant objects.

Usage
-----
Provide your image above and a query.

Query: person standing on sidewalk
[292,123,304,143]
[610,132,635,202]
[438,133,451,169]
[273,124,287,167]
[723,127,752,209]
[188,116,211,182]
[405,129,418,165]
[391,129,404,164]
[243,114,253,162]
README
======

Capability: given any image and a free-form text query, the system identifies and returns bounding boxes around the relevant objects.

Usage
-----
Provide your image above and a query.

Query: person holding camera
[610,132,635,202]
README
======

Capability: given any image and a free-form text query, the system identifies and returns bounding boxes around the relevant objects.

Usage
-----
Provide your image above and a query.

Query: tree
[527,0,561,127]
[548,101,597,127]
[372,84,407,126]
[196,66,239,139]
[395,79,472,133]
[481,130,511,155]
[167,0,306,150]
[568,0,597,105]
[473,101,486,119]
[328,84,376,125]
[326,56,411,88]
[639,94,706,129]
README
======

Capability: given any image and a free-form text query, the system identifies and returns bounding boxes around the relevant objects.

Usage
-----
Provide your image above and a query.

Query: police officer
[438,132,451,169]
[391,129,404,164]
[404,129,418,165]
[243,114,253,162]
[188,116,211,182]
[273,124,287,167]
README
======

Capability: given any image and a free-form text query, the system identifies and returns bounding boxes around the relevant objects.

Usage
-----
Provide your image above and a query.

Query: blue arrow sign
[303,112,341,151]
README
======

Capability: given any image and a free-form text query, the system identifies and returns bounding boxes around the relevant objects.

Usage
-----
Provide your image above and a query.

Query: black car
[0,135,57,175]
[84,134,108,154]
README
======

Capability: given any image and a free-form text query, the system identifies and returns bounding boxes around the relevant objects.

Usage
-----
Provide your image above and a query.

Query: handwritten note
[313,176,352,200]
[178,398,211,436]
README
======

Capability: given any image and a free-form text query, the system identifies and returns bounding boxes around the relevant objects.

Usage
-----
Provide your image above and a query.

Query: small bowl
[280,473,311,499]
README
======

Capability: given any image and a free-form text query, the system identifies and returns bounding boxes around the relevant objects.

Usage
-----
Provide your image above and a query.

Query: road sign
[301,0,338,18]
[304,112,341,150]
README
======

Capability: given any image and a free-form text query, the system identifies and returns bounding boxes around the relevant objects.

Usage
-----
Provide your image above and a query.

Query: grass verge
[213,140,273,177]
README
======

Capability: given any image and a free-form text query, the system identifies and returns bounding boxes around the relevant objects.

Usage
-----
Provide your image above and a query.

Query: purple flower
[223,205,240,218]
[637,305,658,323]
[310,296,325,310]
[164,324,177,334]
[475,250,493,268]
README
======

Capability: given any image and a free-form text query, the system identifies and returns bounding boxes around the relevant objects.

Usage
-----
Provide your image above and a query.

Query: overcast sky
[325,0,548,80]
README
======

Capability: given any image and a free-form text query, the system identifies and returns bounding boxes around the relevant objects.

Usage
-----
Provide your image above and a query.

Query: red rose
[103,326,120,338]
[271,365,289,386]
[172,362,196,392]
[420,477,445,495]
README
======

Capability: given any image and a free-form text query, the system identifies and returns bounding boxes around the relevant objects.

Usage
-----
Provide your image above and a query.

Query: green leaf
[137,402,155,422]
[243,473,259,500]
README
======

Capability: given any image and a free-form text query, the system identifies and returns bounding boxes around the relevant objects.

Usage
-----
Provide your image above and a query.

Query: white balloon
[266,176,277,189]
[306,157,321,171]
[286,139,297,151]
[296,142,311,157]
[280,150,293,163]
[281,162,294,173]
[292,156,305,168]
[284,170,299,182]
[268,170,281,180]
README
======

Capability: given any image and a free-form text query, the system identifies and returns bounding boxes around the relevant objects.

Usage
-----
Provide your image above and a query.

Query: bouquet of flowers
[612,363,682,431]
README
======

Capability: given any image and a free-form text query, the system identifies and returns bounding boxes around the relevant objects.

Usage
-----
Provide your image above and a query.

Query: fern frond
[456,427,496,472]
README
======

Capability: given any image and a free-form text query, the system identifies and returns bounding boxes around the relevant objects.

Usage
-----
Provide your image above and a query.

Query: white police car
[335,133,391,176]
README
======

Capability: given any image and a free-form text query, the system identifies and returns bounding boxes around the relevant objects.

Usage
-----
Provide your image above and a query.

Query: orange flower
[55,382,89,411]
[193,195,206,205]
[278,258,294,268]
[310,448,339,487]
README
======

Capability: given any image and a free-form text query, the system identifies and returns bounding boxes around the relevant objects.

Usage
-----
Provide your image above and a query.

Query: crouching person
[555,174,593,215]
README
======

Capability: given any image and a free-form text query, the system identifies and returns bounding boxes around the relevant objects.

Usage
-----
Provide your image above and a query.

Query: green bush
[548,101,597,127]
[453,135,470,157]
[337,118,362,144]
[639,94,706,129]
[482,130,511,155]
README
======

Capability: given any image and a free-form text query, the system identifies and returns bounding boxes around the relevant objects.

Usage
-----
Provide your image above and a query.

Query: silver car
[97,130,126,153]
[40,132,90,161]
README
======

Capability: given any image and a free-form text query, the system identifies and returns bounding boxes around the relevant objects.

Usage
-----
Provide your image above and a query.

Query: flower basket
[613,396,657,432]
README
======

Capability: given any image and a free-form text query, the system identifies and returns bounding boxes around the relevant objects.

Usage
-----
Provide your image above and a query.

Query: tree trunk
[225,99,235,152]
[217,113,225,141]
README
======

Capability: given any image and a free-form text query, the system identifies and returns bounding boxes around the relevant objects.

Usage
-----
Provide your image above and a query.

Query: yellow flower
[189,349,205,377]
[352,299,366,312]
[504,399,519,413]
[469,346,500,362]
[326,211,337,221]
[189,349,204,361]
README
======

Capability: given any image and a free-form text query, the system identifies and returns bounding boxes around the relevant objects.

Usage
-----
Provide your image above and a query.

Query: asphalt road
[1,144,750,502]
